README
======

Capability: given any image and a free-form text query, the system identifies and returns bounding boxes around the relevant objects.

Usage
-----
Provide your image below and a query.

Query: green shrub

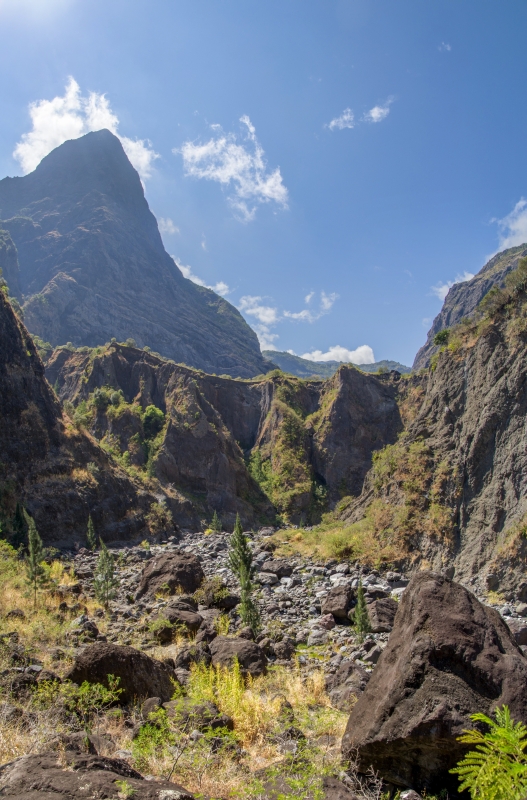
[142,405,165,439]
[433,329,450,346]
[451,706,527,799]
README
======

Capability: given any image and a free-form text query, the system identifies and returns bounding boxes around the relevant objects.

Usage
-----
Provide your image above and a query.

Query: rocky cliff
[0,130,269,378]
[340,270,527,593]
[46,345,404,527]
[413,244,527,369]
[0,289,159,546]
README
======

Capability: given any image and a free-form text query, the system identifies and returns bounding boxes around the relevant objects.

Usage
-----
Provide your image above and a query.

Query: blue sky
[1,0,527,367]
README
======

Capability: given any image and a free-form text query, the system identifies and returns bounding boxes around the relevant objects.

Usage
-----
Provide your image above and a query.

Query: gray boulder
[209,636,267,676]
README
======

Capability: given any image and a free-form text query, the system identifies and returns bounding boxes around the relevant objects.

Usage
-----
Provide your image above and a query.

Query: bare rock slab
[342,571,527,796]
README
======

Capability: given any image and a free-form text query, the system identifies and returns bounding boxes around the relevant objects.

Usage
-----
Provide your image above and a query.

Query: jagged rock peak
[0,130,268,378]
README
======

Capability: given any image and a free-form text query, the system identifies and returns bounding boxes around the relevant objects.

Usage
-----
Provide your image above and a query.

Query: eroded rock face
[209,636,267,676]
[136,551,205,599]
[342,572,527,796]
[413,244,527,370]
[0,291,152,546]
[0,753,194,799]
[66,642,176,703]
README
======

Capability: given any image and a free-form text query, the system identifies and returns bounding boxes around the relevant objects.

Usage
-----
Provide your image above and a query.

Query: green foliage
[193,575,229,607]
[93,538,118,609]
[86,514,96,551]
[352,580,371,643]
[132,708,175,770]
[142,404,165,439]
[451,706,527,799]
[114,779,136,798]
[24,511,48,607]
[228,514,261,634]
[210,509,222,533]
[433,328,450,346]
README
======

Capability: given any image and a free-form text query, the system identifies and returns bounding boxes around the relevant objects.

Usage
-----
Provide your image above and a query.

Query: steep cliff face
[0,227,21,299]
[413,244,527,370]
[0,291,159,547]
[46,346,403,525]
[0,129,268,378]
[342,307,527,590]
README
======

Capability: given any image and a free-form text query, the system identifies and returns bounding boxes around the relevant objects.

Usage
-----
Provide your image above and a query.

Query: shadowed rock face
[342,572,527,796]
[413,244,527,370]
[0,290,153,546]
[0,129,268,378]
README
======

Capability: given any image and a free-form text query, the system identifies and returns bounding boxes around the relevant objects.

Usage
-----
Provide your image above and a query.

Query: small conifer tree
[211,510,222,533]
[24,512,47,608]
[86,515,97,551]
[93,538,118,610]
[353,579,371,643]
[228,514,261,634]
[11,502,27,549]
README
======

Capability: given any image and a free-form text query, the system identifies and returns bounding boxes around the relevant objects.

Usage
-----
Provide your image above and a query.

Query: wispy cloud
[238,291,338,349]
[301,344,375,365]
[304,291,315,304]
[362,97,394,123]
[327,108,355,131]
[174,257,230,296]
[158,218,179,235]
[431,271,474,301]
[494,199,527,251]
[13,77,159,180]
[438,42,452,52]
[327,98,394,131]
[176,116,288,221]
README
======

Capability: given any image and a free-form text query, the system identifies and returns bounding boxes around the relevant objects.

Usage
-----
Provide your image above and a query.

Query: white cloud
[438,42,452,52]
[238,296,279,325]
[177,116,288,221]
[301,344,375,365]
[13,77,159,180]
[174,257,230,296]
[305,291,314,304]
[495,199,527,251]
[431,271,475,301]
[321,291,338,311]
[362,98,394,124]
[327,108,355,131]
[238,291,338,350]
[158,218,179,235]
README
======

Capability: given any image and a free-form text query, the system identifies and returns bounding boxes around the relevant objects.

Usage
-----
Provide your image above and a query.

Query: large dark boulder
[0,752,194,798]
[209,636,267,676]
[321,585,354,620]
[325,660,370,712]
[342,572,527,796]
[367,597,398,633]
[66,642,175,703]
[136,551,204,599]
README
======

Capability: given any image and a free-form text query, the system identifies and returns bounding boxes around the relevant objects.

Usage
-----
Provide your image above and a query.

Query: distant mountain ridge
[263,350,411,378]
[0,129,270,378]
[413,244,527,370]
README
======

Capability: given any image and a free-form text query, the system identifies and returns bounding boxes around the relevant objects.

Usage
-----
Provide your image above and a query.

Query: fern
[450,706,527,799]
